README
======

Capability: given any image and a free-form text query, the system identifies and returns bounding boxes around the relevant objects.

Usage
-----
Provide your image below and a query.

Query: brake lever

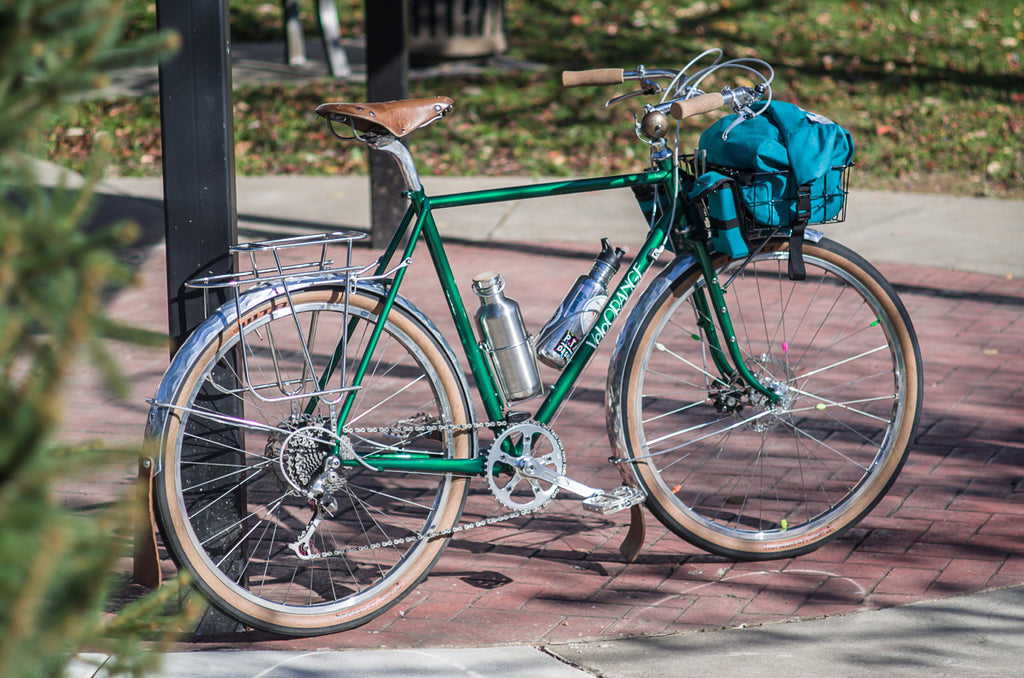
[606,88,653,107]
[606,90,640,107]
[721,113,750,140]
[605,80,666,107]
[719,85,768,140]
[606,64,677,107]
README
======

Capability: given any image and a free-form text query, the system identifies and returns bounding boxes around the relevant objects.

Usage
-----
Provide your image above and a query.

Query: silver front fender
[604,253,697,484]
[144,276,474,472]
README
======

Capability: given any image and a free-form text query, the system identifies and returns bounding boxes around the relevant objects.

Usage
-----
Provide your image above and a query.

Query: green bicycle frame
[331,161,778,474]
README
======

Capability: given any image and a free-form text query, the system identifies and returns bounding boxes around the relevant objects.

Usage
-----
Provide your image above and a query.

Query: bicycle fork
[687,237,783,406]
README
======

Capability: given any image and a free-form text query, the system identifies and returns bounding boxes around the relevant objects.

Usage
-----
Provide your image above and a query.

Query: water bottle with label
[536,239,624,369]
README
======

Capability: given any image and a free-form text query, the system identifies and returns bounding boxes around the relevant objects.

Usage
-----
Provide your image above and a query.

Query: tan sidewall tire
[156,288,471,633]
[623,240,921,559]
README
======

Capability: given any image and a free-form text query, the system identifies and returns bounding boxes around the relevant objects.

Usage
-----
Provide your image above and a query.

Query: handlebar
[562,68,763,117]
[561,54,773,126]
[562,67,682,88]
[668,93,725,120]
[561,54,775,144]
[667,87,766,120]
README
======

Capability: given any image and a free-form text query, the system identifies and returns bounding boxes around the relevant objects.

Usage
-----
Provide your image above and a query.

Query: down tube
[533,216,672,424]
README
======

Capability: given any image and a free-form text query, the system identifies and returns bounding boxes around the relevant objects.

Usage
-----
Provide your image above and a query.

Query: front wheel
[150,286,472,635]
[615,238,923,559]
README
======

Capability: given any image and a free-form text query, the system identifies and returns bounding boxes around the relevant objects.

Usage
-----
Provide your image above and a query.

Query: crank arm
[510,455,647,515]
[508,455,602,499]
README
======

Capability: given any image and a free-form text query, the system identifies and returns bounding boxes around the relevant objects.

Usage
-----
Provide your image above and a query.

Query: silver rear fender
[144,276,474,472]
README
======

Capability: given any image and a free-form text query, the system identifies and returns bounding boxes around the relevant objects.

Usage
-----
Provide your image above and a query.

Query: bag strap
[788,184,812,281]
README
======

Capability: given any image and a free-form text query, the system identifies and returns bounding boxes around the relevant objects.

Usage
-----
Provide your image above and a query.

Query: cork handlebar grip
[669,92,726,120]
[561,68,626,87]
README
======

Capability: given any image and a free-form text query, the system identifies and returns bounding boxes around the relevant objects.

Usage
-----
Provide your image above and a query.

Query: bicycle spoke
[155,289,471,634]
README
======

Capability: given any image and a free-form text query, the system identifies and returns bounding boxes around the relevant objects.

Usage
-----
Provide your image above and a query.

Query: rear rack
[183,230,404,406]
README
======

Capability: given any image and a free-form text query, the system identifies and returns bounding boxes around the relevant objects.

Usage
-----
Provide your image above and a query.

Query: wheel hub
[745,352,797,432]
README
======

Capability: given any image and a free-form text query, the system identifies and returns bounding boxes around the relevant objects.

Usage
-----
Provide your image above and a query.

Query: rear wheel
[153,287,472,635]
[617,238,922,559]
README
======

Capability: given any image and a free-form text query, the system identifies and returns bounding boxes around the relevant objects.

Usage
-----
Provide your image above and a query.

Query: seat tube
[416,199,506,420]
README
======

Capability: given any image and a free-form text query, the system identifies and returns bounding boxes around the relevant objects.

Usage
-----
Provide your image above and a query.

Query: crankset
[486,421,646,515]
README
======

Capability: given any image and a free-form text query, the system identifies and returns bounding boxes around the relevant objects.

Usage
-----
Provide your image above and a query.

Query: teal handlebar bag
[698,101,854,227]
[692,101,855,278]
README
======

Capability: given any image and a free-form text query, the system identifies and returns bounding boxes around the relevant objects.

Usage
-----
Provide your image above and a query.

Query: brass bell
[640,110,671,139]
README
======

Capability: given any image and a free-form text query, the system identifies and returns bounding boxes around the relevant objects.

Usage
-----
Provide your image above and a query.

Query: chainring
[485,421,566,511]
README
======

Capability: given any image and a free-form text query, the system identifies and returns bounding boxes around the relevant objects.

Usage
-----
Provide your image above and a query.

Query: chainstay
[342,419,505,436]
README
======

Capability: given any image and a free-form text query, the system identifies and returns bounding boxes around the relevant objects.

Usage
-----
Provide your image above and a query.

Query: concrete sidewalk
[53,168,1024,677]
[89,172,1024,276]
[68,584,1024,676]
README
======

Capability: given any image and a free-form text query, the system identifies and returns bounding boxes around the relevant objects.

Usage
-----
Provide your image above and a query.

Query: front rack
[684,153,852,240]
[184,230,400,406]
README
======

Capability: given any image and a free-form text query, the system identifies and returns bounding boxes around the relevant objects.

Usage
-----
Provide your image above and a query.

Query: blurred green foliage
[0,2,197,676]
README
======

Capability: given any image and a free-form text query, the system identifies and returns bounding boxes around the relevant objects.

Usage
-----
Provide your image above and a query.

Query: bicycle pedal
[582,485,646,515]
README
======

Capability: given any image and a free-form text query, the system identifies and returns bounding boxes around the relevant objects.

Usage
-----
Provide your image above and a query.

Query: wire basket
[685,154,852,240]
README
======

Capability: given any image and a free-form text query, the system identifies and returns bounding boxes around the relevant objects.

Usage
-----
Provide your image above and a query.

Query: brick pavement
[58,236,1024,650]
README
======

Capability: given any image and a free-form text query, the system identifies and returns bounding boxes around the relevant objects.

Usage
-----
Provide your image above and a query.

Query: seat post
[368,135,423,193]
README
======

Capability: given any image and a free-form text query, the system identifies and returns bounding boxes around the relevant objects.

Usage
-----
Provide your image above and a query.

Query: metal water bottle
[536,239,625,369]
[472,271,542,402]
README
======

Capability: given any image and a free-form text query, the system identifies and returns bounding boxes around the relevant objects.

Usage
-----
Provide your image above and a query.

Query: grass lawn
[47,0,1023,198]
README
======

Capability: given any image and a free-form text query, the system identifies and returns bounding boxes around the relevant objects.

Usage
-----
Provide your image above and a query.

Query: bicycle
[145,51,923,636]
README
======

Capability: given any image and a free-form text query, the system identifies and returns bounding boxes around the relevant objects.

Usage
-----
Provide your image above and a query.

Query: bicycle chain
[294,418,534,561]
[342,418,505,436]
[302,505,540,560]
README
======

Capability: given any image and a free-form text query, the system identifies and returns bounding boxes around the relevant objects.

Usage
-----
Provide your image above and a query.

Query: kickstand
[618,504,647,563]
[134,457,163,589]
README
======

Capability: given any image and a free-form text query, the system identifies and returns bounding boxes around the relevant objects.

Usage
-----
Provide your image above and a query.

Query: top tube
[428,169,674,210]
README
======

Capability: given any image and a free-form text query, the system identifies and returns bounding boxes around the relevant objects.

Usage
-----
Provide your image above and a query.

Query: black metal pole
[157,0,237,345]
[156,0,243,634]
[365,0,410,246]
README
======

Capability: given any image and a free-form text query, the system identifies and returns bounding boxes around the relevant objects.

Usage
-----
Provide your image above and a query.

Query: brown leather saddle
[315,96,454,138]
